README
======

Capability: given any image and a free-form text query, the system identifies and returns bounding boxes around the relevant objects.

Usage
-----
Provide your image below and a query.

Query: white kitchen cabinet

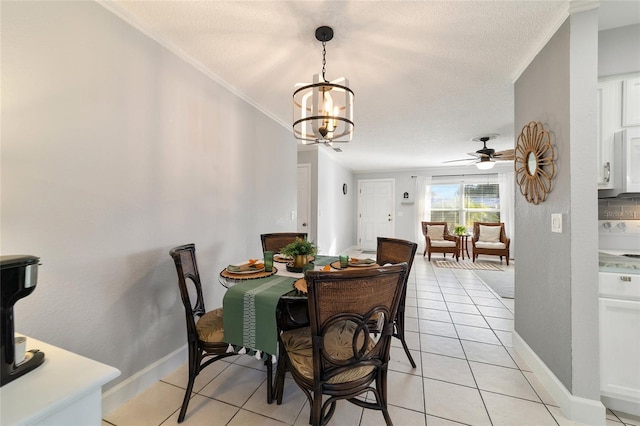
[623,76,640,127]
[597,73,640,189]
[597,79,622,189]
[599,272,640,416]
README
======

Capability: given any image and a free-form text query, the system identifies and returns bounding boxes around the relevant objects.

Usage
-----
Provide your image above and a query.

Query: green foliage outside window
[429,183,500,231]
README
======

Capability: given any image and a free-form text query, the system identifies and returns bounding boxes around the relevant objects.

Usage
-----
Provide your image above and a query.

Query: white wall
[355,163,513,253]
[316,148,356,255]
[297,146,355,254]
[298,149,319,243]
[1,0,296,395]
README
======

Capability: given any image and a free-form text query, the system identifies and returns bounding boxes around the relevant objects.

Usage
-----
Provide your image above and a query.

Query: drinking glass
[339,254,349,268]
[263,251,274,272]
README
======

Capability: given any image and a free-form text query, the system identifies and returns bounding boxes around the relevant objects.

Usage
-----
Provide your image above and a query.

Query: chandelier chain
[321,41,327,82]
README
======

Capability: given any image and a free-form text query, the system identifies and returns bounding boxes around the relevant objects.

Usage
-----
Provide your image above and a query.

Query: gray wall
[514,9,600,399]
[599,23,640,77]
[1,1,296,391]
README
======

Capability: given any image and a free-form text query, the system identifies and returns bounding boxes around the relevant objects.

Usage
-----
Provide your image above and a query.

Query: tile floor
[103,256,639,426]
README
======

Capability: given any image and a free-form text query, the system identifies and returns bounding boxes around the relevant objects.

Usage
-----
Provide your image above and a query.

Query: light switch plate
[552,213,562,233]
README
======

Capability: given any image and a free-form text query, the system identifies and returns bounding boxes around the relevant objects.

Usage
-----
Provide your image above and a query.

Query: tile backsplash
[598,196,640,220]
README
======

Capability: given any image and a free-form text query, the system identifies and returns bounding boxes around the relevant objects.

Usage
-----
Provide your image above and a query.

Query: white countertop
[0,334,120,425]
[599,251,640,275]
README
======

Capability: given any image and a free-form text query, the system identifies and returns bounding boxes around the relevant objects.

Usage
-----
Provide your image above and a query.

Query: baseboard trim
[102,345,187,416]
[513,331,606,426]
[601,395,640,417]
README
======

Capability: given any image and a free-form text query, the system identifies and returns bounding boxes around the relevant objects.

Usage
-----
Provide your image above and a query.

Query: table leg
[265,359,273,404]
[465,237,470,259]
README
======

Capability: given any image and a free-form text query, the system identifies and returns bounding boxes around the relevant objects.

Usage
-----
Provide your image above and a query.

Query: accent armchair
[471,222,510,265]
[421,222,459,261]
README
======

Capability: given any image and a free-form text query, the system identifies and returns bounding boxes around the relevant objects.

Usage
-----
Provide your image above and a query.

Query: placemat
[220,266,278,280]
[329,260,380,270]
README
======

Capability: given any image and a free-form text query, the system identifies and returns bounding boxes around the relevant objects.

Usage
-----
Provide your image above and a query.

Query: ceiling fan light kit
[476,156,495,170]
[293,26,354,145]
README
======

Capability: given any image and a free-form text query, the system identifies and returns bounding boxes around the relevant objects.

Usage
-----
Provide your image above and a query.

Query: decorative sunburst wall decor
[514,121,555,205]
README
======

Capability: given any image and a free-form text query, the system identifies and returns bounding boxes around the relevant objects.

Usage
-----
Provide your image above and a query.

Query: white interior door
[297,164,311,236]
[358,179,395,251]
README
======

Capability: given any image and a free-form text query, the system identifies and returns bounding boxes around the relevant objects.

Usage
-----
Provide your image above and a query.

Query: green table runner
[223,275,297,356]
[313,255,339,266]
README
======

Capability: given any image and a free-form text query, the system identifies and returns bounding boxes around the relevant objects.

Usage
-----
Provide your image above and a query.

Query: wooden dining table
[218,254,378,403]
[219,255,383,349]
[219,255,337,354]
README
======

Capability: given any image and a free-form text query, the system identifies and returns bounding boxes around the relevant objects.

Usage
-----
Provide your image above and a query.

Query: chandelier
[293,26,354,145]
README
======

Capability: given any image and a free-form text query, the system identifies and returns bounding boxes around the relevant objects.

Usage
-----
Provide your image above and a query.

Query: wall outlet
[552,213,562,233]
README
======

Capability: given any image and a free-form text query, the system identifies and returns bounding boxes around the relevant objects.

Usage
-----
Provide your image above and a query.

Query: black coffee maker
[1,255,45,386]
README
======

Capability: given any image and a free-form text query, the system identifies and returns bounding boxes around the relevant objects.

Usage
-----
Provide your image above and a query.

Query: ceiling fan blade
[443,158,475,164]
[493,149,515,160]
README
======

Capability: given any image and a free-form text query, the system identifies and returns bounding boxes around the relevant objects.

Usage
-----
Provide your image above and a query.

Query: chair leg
[311,393,322,426]
[376,369,393,426]
[395,315,416,368]
[178,344,199,423]
[274,351,287,404]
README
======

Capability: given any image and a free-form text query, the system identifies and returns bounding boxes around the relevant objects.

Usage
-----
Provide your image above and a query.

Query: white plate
[226,262,265,274]
[274,254,293,262]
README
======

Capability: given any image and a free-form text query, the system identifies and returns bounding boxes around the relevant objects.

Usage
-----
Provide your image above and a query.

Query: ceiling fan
[444,135,515,170]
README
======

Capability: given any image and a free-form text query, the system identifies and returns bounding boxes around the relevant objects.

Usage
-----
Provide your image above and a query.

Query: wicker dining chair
[169,244,239,422]
[276,264,408,426]
[376,237,418,368]
[260,232,308,253]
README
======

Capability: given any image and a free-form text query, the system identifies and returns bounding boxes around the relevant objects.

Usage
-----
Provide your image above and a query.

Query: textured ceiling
[104,1,638,173]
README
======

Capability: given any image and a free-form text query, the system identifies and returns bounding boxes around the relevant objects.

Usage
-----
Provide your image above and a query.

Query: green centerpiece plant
[280,237,317,268]
[454,225,466,236]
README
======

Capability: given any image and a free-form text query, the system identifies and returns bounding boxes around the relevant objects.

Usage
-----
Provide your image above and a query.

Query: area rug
[474,269,514,299]
[434,260,502,271]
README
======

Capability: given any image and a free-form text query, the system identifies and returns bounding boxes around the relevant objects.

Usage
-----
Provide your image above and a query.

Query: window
[429,181,500,231]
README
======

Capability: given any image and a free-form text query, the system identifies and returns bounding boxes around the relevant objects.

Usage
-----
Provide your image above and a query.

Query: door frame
[297,163,312,238]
